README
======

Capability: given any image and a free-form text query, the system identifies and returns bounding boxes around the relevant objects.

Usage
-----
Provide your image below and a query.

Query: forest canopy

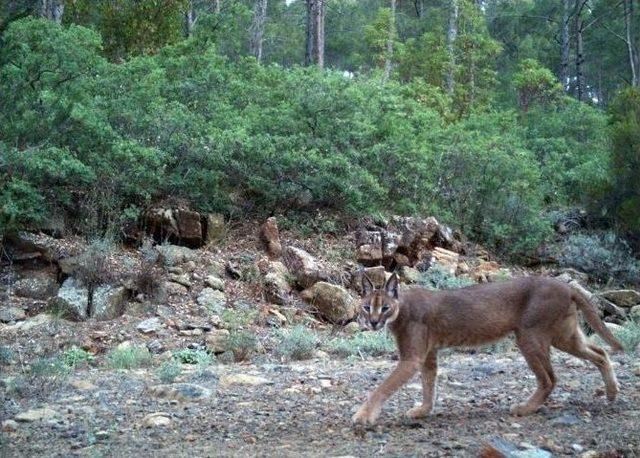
[1,0,639,258]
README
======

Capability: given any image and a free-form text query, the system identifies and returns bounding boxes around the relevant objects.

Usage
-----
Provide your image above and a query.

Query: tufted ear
[384,273,399,299]
[362,274,375,296]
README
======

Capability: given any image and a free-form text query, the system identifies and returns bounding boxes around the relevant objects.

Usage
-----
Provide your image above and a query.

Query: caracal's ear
[362,274,375,296]
[384,272,399,299]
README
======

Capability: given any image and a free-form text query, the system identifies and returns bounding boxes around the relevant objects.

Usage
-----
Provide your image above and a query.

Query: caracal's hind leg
[511,330,556,416]
[553,327,619,402]
[406,350,437,419]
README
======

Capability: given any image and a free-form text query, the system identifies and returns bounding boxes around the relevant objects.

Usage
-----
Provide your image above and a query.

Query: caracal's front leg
[352,360,420,427]
[406,350,437,419]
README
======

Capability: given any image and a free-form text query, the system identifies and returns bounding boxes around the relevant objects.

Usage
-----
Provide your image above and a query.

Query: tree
[383,0,396,83]
[560,0,570,91]
[41,0,64,23]
[305,0,325,68]
[249,0,268,62]
[446,0,458,94]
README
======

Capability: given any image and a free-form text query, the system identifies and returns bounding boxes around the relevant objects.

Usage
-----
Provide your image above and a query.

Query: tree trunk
[625,0,640,87]
[574,0,587,101]
[185,1,197,37]
[250,0,268,62]
[560,0,570,91]
[414,0,424,18]
[41,0,64,24]
[383,0,396,83]
[446,0,459,95]
[214,0,221,14]
[305,0,325,69]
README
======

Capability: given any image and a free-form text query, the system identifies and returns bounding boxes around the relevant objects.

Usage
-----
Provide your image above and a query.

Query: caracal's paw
[606,382,620,403]
[405,405,432,420]
[509,402,540,416]
[351,404,380,427]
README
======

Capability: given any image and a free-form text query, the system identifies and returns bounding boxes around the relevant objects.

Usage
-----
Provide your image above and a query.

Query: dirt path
[2,349,639,457]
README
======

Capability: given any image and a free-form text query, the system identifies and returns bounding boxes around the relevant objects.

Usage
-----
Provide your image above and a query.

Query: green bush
[612,319,640,353]
[418,266,475,290]
[61,346,95,368]
[156,360,182,383]
[558,232,640,285]
[225,330,258,362]
[173,349,212,365]
[275,325,319,361]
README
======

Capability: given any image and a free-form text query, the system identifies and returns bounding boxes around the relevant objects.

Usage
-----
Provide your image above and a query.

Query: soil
[1,321,639,457]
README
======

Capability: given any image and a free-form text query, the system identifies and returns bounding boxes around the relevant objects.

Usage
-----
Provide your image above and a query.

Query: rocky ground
[2,215,640,457]
[1,326,639,457]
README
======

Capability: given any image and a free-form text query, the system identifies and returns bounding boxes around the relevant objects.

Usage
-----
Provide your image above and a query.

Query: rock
[141,413,172,428]
[13,271,58,299]
[0,307,26,323]
[137,317,162,334]
[356,231,383,265]
[282,246,326,288]
[550,413,581,426]
[174,209,203,246]
[220,374,273,387]
[483,437,552,458]
[205,213,226,243]
[301,282,357,323]
[149,384,212,402]
[344,321,361,334]
[205,275,225,291]
[598,298,627,320]
[471,261,500,283]
[205,329,230,353]
[147,340,165,354]
[70,379,96,391]
[12,313,52,331]
[2,419,18,432]
[260,217,282,257]
[630,305,640,321]
[599,289,640,307]
[363,266,387,289]
[91,285,127,321]
[184,260,197,272]
[155,244,197,266]
[48,277,89,321]
[197,288,226,313]
[164,281,188,296]
[390,216,439,264]
[431,247,459,275]
[168,273,191,288]
[399,266,421,284]
[6,231,62,262]
[555,268,590,284]
[15,407,58,422]
[263,261,291,305]
[604,322,623,334]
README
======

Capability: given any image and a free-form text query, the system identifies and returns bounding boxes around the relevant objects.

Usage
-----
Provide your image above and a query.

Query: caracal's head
[360,273,400,331]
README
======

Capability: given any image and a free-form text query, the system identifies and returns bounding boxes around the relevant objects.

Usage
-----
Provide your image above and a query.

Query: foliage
[156,360,182,383]
[513,59,562,112]
[418,266,475,290]
[611,319,640,353]
[275,325,318,361]
[173,348,212,365]
[0,346,14,365]
[107,346,152,369]
[328,330,395,358]
[61,346,95,368]
[558,232,640,285]
[225,330,258,362]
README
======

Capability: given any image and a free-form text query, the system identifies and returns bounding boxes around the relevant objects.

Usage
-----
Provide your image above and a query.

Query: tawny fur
[352,274,623,427]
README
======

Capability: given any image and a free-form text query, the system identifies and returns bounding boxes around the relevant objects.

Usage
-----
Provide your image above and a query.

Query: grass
[0,346,14,365]
[418,265,475,290]
[173,348,212,365]
[275,325,319,360]
[221,308,256,330]
[328,330,396,358]
[7,355,71,398]
[611,319,640,353]
[107,346,152,369]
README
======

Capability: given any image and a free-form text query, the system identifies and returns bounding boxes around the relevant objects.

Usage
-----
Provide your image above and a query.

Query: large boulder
[260,217,282,258]
[174,209,203,246]
[205,213,226,243]
[0,307,26,323]
[13,271,58,299]
[155,244,197,266]
[263,261,291,305]
[282,246,326,288]
[301,282,357,323]
[48,277,89,321]
[145,207,203,247]
[599,290,640,308]
[197,288,226,313]
[91,285,128,321]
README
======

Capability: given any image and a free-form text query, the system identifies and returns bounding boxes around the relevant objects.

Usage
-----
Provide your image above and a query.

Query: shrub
[328,331,396,358]
[558,232,640,285]
[418,266,475,290]
[74,237,115,292]
[275,325,318,361]
[156,360,182,383]
[131,239,165,301]
[0,346,14,365]
[173,349,212,365]
[611,319,640,353]
[61,346,95,368]
[225,330,258,362]
[107,346,152,369]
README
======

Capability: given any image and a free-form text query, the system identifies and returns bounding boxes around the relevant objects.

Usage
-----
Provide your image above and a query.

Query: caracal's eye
[363,304,371,313]
[381,304,390,313]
